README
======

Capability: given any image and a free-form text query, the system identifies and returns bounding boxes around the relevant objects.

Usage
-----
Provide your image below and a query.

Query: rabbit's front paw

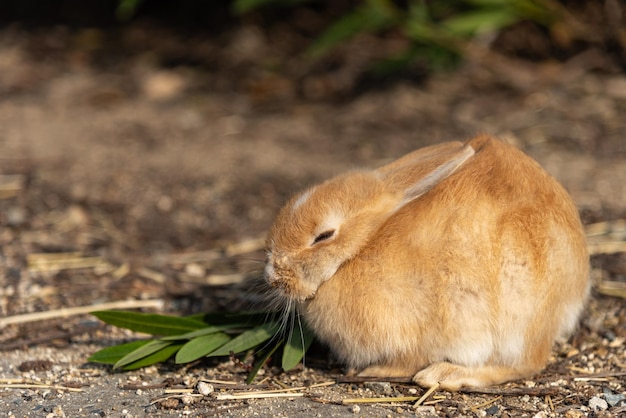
[413,362,528,390]
[413,362,467,390]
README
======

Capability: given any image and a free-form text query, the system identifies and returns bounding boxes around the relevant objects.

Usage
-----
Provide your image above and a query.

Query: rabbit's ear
[381,143,475,209]
[402,144,475,203]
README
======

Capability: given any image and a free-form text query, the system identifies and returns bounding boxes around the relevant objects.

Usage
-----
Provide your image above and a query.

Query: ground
[0,21,625,417]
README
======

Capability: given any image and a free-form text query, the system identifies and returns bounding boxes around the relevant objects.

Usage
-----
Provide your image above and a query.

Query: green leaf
[308,0,399,56]
[232,0,312,15]
[443,9,519,36]
[175,333,232,364]
[114,340,172,369]
[201,311,271,326]
[160,325,237,341]
[121,343,184,370]
[282,319,316,371]
[91,311,206,336]
[88,340,151,365]
[246,339,283,384]
[232,0,270,14]
[90,309,317,375]
[207,321,280,357]
[461,0,555,27]
[465,0,513,6]
[116,0,143,21]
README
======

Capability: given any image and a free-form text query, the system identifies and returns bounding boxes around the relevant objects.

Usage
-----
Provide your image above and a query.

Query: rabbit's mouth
[265,262,317,302]
[268,278,317,303]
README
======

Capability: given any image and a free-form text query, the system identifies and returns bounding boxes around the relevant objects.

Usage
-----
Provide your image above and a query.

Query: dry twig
[214,381,335,401]
[0,299,164,328]
[596,281,626,299]
[0,174,25,199]
[588,241,626,255]
[414,383,440,407]
[27,253,111,272]
[0,383,83,392]
[470,395,503,411]
[342,396,422,405]
[460,387,561,397]
[225,237,265,256]
[216,392,304,400]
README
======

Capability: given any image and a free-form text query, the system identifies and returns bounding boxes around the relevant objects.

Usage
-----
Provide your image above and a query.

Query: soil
[1,17,626,418]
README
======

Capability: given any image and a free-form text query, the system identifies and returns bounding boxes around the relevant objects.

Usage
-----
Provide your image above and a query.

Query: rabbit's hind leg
[357,364,416,379]
[412,362,536,390]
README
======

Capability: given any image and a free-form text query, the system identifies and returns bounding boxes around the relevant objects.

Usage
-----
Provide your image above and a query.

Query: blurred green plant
[115,0,561,72]
[270,0,555,51]
[89,310,315,383]
[232,0,314,15]
[308,0,558,73]
[116,0,144,21]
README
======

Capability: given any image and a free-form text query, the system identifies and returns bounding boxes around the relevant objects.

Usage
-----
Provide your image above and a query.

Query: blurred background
[1,0,625,338]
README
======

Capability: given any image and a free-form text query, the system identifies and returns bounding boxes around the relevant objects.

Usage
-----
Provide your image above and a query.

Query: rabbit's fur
[265,135,589,390]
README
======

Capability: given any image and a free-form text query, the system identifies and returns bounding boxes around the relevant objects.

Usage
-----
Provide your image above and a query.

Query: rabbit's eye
[312,229,335,245]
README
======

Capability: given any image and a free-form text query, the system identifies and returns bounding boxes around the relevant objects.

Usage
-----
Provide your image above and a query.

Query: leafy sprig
[114,0,564,74]
[89,310,315,383]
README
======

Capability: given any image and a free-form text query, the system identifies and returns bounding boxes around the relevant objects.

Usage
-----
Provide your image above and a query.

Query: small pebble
[197,382,214,396]
[6,206,25,226]
[413,405,436,414]
[588,396,608,411]
[144,405,158,414]
[486,405,499,415]
[53,405,65,417]
[185,263,205,278]
[603,387,626,406]
[364,381,392,395]
[350,404,360,414]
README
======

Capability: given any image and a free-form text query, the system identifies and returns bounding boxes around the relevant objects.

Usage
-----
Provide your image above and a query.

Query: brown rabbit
[264,135,589,390]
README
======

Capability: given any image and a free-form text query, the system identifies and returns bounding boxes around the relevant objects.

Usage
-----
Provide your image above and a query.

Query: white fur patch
[557,298,585,340]
[444,331,494,367]
[498,332,525,364]
[292,188,314,212]
[319,262,341,283]
[439,285,494,367]
[264,262,276,283]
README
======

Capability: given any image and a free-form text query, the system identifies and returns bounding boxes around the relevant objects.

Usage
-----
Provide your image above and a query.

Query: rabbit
[264,134,589,390]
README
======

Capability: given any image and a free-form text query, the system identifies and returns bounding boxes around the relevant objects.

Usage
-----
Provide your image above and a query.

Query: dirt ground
[1,20,626,417]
